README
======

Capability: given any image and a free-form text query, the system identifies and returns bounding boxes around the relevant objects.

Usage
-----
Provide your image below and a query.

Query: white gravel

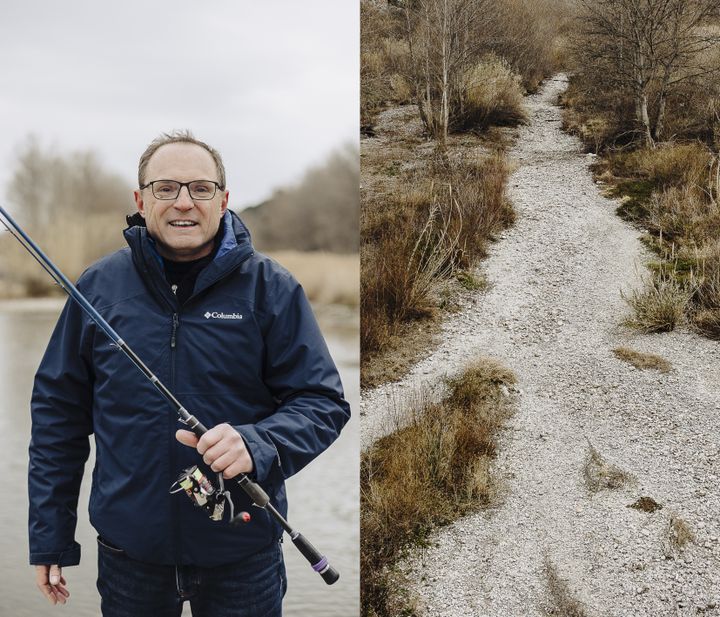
[361,75,720,616]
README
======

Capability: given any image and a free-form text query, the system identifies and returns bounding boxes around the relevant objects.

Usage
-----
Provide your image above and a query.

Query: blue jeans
[96,536,286,617]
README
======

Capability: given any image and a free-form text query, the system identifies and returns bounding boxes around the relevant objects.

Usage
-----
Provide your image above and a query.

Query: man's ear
[220,190,229,214]
[133,189,145,217]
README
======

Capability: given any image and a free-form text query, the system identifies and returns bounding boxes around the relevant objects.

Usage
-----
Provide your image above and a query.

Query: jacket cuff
[233,424,280,483]
[30,542,81,567]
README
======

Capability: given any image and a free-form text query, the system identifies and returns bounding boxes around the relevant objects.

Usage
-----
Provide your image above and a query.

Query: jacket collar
[123,210,254,307]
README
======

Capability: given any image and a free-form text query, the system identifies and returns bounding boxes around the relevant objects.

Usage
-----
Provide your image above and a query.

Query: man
[28,131,350,616]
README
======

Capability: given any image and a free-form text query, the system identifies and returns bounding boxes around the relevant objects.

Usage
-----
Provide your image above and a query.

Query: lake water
[0,299,359,617]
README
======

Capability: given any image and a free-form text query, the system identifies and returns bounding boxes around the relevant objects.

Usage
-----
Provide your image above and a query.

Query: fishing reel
[170,465,251,525]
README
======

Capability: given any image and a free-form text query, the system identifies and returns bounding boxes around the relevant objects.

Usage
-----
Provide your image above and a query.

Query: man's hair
[137,130,226,189]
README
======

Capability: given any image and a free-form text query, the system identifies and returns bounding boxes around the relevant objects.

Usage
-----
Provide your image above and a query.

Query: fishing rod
[0,205,339,585]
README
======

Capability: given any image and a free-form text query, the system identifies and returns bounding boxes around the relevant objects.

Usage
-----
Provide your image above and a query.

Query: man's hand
[35,564,69,605]
[176,423,254,478]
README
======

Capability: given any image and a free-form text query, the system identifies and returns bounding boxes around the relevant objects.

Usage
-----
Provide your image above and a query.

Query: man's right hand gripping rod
[190,418,340,585]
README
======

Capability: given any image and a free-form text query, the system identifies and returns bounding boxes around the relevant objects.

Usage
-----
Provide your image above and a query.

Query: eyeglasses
[140,180,223,201]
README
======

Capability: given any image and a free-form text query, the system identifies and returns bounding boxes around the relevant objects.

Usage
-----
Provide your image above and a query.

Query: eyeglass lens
[152,181,217,200]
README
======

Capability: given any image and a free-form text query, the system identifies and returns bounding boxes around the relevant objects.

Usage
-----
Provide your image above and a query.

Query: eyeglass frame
[139,179,225,201]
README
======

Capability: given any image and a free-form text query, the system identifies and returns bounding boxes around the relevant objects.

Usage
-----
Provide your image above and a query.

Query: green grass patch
[456,269,487,291]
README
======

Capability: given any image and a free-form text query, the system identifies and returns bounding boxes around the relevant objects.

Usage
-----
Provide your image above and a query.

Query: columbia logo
[204,311,243,320]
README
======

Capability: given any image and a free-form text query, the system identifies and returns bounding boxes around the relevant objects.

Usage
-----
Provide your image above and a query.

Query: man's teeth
[170,221,197,227]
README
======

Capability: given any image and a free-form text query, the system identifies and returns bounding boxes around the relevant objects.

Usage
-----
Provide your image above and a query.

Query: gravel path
[361,75,720,616]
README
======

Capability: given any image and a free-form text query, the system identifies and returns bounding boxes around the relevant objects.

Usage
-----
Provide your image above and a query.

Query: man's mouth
[169,221,198,227]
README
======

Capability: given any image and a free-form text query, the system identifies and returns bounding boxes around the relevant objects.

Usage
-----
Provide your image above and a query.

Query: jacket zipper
[141,249,253,564]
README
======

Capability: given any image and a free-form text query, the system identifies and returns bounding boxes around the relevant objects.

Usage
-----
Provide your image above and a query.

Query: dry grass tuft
[361,154,512,385]
[583,442,633,492]
[612,347,671,373]
[544,558,593,617]
[623,143,712,191]
[663,514,696,557]
[622,274,691,333]
[361,359,516,617]
[690,238,720,338]
[456,53,528,131]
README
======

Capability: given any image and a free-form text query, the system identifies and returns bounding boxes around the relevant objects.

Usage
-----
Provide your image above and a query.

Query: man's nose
[174,185,194,209]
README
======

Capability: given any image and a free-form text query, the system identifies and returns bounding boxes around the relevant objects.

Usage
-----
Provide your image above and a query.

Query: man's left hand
[176,423,254,478]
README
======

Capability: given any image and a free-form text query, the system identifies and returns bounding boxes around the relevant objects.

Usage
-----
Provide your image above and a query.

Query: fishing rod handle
[291,533,340,585]
[188,415,339,584]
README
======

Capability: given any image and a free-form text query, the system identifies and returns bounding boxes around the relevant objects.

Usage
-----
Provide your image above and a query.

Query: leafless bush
[574,0,720,147]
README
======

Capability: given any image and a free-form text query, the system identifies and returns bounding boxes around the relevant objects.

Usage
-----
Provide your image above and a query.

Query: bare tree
[577,0,720,146]
[397,0,497,148]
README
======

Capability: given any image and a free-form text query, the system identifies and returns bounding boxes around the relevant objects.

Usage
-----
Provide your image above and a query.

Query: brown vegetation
[583,442,633,492]
[361,0,570,135]
[563,1,720,340]
[240,143,359,253]
[361,151,513,385]
[266,251,359,307]
[571,0,720,148]
[612,347,671,372]
[0,138,131,297]
[664,514,696,557]
[361,359,516,617]
[628,496,663,513]
[361,0,572,386]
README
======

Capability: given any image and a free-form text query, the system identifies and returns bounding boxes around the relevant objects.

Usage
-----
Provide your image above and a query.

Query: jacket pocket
[97,536,125,556]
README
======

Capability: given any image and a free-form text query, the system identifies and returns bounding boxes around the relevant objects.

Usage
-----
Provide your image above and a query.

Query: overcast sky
[0,1,358,211]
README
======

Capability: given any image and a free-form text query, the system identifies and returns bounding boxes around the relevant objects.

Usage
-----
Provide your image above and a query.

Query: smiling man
[28,131,350,616]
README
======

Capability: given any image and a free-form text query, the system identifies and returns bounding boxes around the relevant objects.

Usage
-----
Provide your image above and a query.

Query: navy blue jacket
[28,210,350,567]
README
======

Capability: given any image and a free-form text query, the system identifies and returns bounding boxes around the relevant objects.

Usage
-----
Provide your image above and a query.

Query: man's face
[134,143,229,262]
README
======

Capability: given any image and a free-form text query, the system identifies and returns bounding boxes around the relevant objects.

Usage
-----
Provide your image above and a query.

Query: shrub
[361,154,512,366]
[624,143,712,191]
[455,54,527,131]
[691,238,720,338]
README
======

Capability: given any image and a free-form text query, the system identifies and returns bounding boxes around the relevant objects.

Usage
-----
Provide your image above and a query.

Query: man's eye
[193,184,211,193]
[156,184,175,193]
